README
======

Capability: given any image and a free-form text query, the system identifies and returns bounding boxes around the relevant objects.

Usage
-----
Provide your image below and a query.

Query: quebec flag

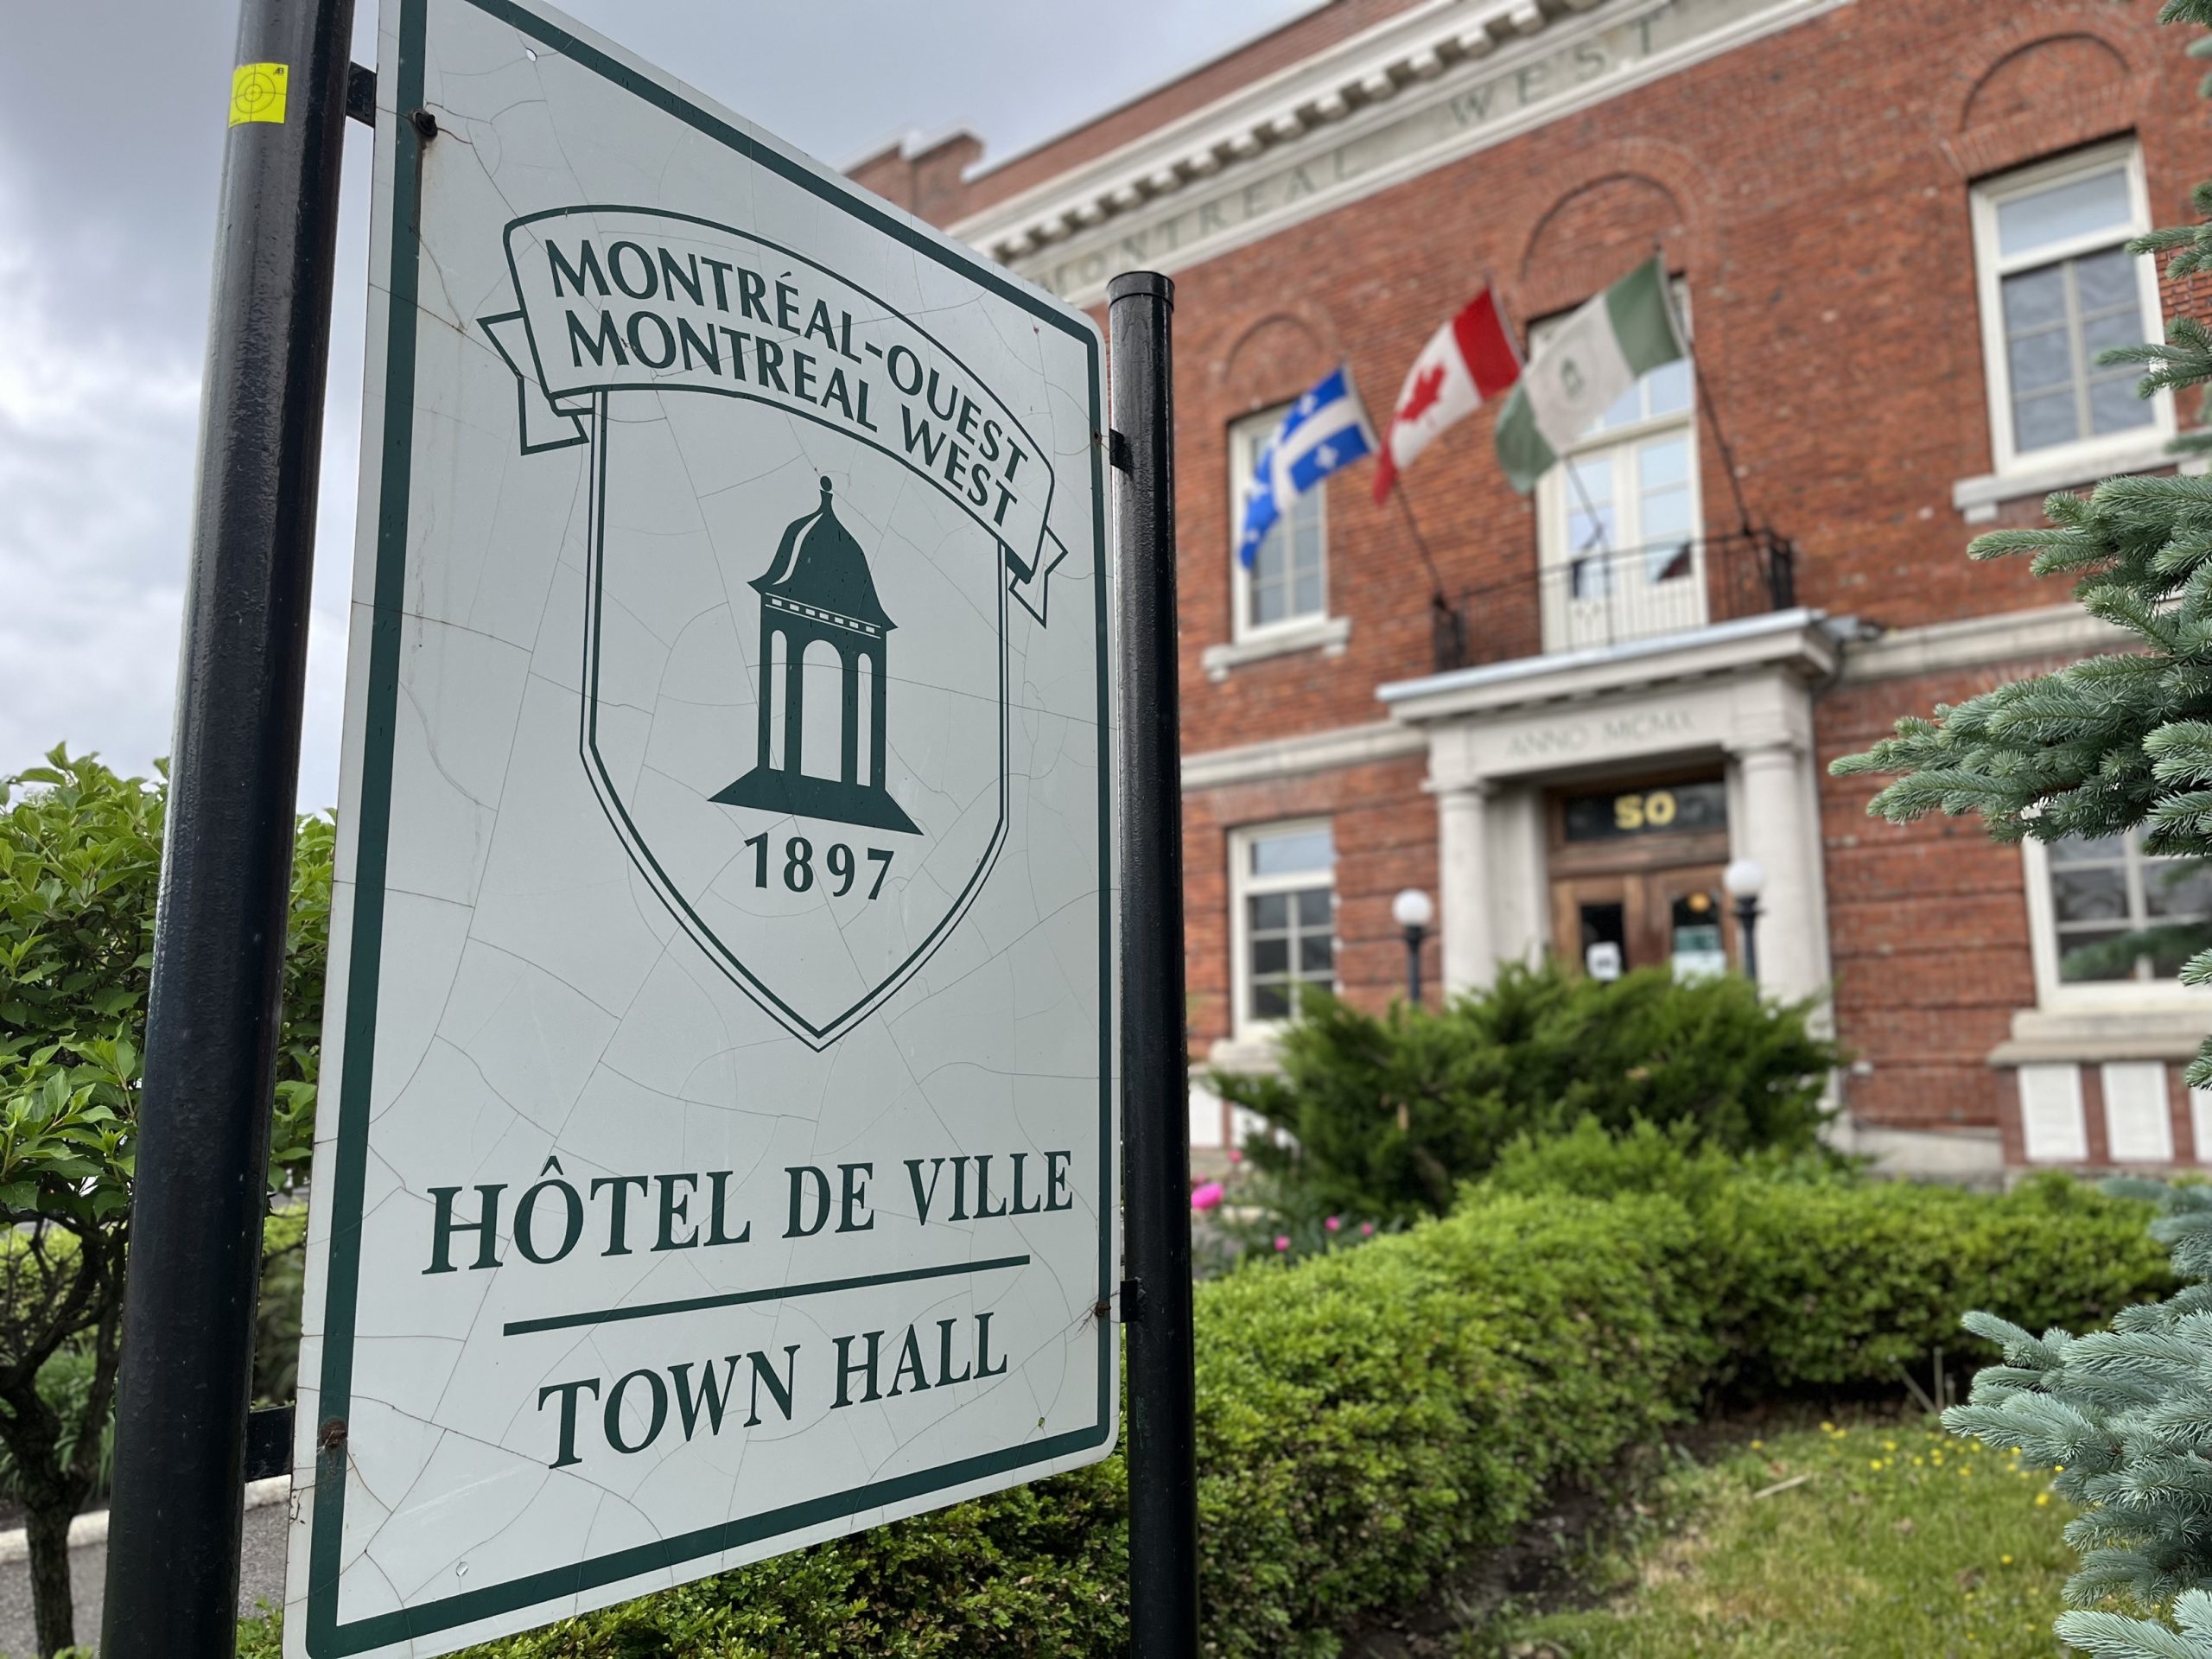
[1237,365,1379,568]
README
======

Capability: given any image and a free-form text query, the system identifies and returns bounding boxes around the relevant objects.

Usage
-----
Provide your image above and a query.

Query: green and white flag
[1495,257,1686,493]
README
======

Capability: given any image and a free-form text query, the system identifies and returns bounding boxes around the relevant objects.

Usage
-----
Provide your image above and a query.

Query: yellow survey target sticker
[229,63,289,126]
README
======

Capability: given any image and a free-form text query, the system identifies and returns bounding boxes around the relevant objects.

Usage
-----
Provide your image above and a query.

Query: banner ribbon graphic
[479,206,1068,626]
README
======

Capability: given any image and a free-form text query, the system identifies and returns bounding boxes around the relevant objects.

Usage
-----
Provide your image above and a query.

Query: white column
[1435,781,1494,995]
[1733,740,1821,1003]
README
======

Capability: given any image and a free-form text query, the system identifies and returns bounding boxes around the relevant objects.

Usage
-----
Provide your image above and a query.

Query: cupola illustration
[715,478,920,833]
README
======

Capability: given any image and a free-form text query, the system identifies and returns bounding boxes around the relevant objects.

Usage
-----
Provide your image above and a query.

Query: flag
[1494,257,1686,494]
[1371,288,1521,503]
[1237,365,1378,568]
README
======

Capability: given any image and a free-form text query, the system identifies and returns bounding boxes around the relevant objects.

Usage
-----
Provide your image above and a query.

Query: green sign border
[305,1,1115,1650]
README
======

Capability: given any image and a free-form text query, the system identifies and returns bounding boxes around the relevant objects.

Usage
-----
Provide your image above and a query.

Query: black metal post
[1404,925,1427,1008]
[100,0,354,1652]
[1735,895,1763,987]
[1109,270,1199,1659]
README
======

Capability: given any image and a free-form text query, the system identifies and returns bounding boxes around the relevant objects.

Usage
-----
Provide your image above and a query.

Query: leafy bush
[1213,962,1840,1220]
[0,748,334,1653]
[349,1147,2170,1659]
[253,1205,308,1408]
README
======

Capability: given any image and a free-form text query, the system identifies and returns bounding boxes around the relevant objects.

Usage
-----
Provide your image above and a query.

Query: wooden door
[1552,862,1736,981]
[1645,862,1733,981]
[1553,874,1637,980]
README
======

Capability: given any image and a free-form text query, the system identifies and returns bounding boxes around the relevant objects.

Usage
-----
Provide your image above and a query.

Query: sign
[1561,779,1726,843]
[287,3,1116,1654]
[1668,892,1729,981]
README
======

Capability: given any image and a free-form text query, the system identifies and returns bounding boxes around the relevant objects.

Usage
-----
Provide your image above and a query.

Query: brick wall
[999,0,2209,761]
[1819,663,2053,1130]
[880,0,2212,1133]
[1185,754,1433,1055]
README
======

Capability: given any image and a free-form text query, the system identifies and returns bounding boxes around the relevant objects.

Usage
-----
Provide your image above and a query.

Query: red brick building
[861,0,2212,1176]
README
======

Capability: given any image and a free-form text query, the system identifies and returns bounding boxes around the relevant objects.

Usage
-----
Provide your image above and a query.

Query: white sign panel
[288,2,1116,1653]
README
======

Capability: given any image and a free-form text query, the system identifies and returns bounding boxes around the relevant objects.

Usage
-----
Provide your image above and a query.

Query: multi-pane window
[1556,359,1697,595]
[2048,830,2212,982]
[1973,143,2166,470]
[1535,293,1700,651]
[1232,822,1336,1027]
[1230,406,1326,637]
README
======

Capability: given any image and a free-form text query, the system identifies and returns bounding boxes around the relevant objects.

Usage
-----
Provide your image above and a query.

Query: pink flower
[1360,1222,1375,1236]
[1227,1147,1244,1166]
[1325,1216,1342,1233]
[1189,1181,1225,1212]
[1273,1235,1291,1253]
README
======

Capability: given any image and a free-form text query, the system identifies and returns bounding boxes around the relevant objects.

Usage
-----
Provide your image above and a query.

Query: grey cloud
[0,0,1312,806]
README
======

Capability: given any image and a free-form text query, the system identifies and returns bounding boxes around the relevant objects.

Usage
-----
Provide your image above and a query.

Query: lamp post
[1725,858,1766,988]
[1393,887,1435,1008]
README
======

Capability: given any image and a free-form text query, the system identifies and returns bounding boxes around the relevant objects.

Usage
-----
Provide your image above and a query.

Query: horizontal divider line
[502,1253,1033,1337]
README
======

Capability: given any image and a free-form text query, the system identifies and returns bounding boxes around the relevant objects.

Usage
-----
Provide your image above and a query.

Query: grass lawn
[1469,1416,2082,1658]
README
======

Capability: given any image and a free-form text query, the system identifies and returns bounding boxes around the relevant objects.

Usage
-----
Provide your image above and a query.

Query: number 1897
[742,832,893,899]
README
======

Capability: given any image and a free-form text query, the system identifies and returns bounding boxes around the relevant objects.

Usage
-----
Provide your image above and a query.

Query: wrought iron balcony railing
[1427,527,1798,673]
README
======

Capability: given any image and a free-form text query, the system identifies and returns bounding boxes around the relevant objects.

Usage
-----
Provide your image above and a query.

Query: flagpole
[1488,274,1612,559]
[1380,473,1468,668]
[1651,239,1757,539]
[1389,477,1449,599]
[1691,349,1757,540]
[1560,459,1615,557]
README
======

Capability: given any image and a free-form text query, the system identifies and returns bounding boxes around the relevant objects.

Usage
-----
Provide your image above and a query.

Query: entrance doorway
[1545,773,1740,981]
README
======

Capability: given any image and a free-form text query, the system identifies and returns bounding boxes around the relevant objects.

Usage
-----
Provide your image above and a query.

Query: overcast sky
[0,0,1312,809]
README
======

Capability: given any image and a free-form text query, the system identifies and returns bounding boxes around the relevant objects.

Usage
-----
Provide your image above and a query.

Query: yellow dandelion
[1751,1440,1764,1450]
[2001,1554,2013,1566]
[1871,1459,1884,1470]
[1821,1421,1835,1433]
[2036,1493,2051,1507]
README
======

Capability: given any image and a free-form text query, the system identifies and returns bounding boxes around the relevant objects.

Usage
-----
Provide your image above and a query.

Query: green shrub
[253,1205,308,1407]
[376,1152,2170,1659]
[1487,1120,2175,1394]
[1213,963,1840,1221]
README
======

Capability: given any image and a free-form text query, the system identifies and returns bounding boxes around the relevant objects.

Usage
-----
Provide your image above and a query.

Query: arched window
[764,627,789,772]
[800,638,844,780]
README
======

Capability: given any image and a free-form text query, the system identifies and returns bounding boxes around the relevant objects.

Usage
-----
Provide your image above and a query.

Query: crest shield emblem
[480,207,1071,1049]
[581,421,1009,1049]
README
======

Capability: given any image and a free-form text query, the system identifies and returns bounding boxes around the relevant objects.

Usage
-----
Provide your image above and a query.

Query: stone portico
[1379,609,1839,1011]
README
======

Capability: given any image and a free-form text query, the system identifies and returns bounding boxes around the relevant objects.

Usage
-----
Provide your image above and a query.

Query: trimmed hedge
[416,1139,2172,1659]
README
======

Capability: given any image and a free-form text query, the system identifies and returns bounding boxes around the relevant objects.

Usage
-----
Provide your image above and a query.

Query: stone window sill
[1205,1033,1283,1076]
[1987,1001,2211,1066]
[1952,436,2202,524]
[1201,615,1351,683]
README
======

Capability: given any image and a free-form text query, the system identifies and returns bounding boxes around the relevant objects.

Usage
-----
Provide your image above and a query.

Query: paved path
[0,1498,289,1656]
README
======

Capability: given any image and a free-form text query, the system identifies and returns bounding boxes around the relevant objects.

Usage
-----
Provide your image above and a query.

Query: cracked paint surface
[285,3,1116,1655]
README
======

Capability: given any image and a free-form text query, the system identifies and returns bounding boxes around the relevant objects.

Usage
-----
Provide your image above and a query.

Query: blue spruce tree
[1836,3,2212,1079]
[1834,5,2212,1651]
[1947,1181,2212,1655]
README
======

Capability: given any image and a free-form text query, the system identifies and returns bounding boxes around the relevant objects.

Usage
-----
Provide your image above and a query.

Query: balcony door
[1546,774,1738,981]
[1535,327,1703,654]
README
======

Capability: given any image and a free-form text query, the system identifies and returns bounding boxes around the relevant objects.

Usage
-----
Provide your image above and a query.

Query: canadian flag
[1371,287,1522,503]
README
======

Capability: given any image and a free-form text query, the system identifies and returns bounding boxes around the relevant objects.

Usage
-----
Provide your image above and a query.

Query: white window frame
[1228,818,1338,1040]
[1971,139,2172,479]
[2021,832,2211,1010]
[1533,286,1702,646]
[1228,404,1329,645]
